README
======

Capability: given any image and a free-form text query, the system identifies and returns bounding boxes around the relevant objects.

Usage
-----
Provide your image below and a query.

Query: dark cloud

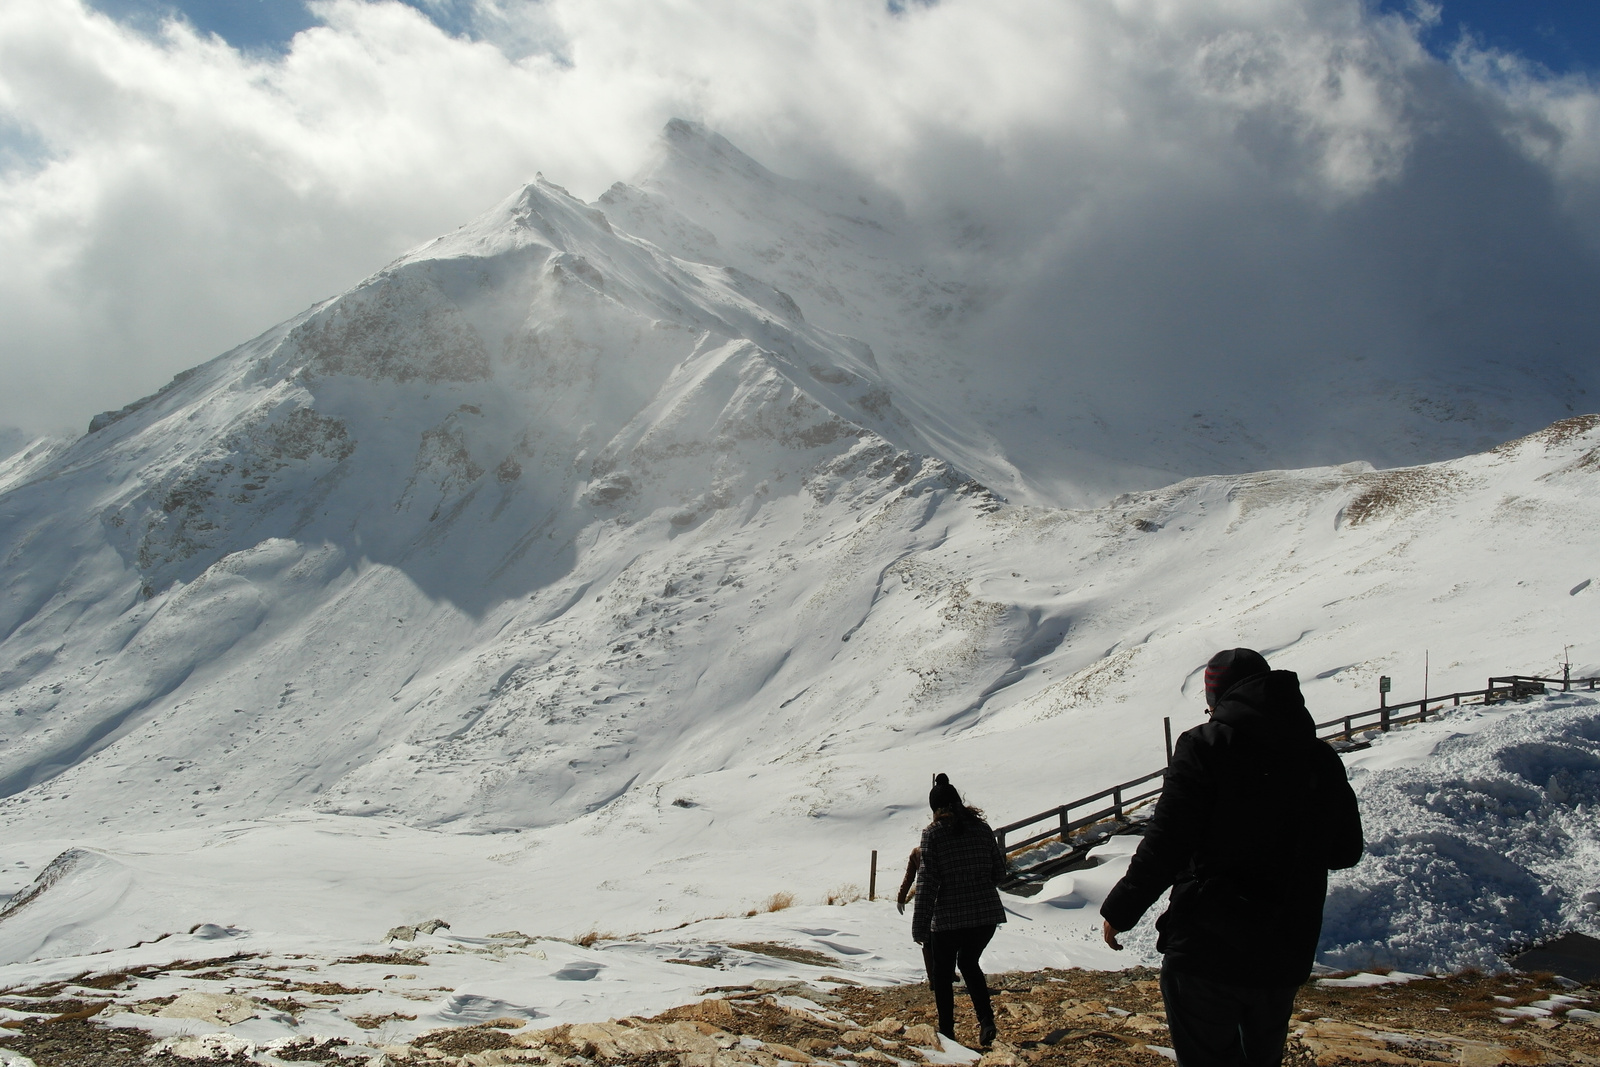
[970,60,1600,480]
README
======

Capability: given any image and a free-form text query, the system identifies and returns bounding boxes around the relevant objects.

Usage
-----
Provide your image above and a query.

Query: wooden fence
[994,669,1597,890]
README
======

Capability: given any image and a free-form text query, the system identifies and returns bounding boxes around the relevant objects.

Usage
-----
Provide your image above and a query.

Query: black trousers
[928,924,996,1036]
[1160,962,1299,1067]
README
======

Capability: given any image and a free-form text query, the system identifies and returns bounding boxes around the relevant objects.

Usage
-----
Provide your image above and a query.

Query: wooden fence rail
[994,769,1165,854]
[995,669,1598,888]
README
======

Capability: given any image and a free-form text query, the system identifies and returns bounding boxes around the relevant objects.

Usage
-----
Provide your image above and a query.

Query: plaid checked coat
[911,815,1008,942]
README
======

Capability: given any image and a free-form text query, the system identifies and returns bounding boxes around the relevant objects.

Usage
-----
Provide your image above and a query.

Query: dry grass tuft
[1341,468,1459,526]
[414,1025,519,1055]
[1492,414,1600,455]
[825,885,863,906]
[764,892,795,913]
[575,930,614,948]
[728,942,838,968]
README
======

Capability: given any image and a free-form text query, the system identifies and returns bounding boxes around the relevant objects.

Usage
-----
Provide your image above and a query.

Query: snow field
[1,691,1596,1055]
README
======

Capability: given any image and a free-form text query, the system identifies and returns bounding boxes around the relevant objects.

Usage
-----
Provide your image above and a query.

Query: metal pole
[869,850,877,902]
[1163,717,1173,766]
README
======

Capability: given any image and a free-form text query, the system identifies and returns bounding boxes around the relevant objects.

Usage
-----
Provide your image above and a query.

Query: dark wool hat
[1204,648,1271,709]
[929,772,963,813]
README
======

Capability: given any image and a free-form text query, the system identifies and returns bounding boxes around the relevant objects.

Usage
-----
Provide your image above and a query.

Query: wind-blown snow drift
[1321,692,1600,974]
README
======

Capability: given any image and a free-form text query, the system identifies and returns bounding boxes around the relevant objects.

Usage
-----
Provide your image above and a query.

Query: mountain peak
[644,118,778,189]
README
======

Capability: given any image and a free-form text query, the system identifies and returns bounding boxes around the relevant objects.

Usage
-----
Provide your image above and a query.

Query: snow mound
[1321,693,1600,973]
[0,849,138,964]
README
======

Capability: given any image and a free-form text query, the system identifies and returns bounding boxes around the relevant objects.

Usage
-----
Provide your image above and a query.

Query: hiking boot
[978,1022,997,1047]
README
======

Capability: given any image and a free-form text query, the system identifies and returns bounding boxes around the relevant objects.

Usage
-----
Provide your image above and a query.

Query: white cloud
[0,0,1597,455]
[0,0,655,434]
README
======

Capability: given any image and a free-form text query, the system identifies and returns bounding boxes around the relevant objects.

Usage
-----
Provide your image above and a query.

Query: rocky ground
[2,959,1599,1066]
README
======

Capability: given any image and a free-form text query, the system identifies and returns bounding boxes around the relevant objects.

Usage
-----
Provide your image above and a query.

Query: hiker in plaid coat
[911,773,1007,1046]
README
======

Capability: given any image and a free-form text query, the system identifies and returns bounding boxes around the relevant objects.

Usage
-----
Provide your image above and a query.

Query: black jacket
[1100,670,1363,987]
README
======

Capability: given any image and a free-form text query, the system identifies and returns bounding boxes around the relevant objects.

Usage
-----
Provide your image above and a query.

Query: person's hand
[1102,920,1123,951]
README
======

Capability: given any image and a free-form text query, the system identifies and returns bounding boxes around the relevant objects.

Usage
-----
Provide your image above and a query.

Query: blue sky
[84,0,478,51]
[86,0,322,50]
[85,0,1600,74]
[1378,0,1600,75]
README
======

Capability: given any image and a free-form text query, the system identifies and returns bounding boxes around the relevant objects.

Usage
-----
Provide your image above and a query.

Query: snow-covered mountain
[0,121,1598,972]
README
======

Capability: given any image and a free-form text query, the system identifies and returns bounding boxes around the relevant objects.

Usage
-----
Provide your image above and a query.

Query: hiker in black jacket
[912,774,1007,1047]
[1100,648,1363,1067]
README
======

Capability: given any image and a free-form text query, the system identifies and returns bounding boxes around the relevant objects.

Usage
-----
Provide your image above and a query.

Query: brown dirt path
[2,966,1598,1065]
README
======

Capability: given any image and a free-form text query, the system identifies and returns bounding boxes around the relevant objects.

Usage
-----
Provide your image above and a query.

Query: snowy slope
[0,168,994,837]
[0,123,1597,979]
[2,404,1598,964]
